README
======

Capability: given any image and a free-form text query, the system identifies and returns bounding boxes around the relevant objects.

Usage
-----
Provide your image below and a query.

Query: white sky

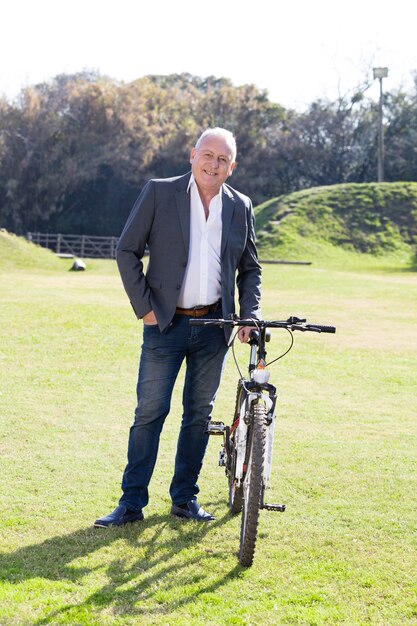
[1,0,416,110]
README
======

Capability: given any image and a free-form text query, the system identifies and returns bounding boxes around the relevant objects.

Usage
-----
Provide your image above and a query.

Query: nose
[206,155,220,168]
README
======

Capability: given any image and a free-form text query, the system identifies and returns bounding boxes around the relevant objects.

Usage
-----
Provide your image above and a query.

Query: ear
[228,161,236,176]
[190,147,196,164]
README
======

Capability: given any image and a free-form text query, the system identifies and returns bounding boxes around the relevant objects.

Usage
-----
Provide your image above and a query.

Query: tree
[384,76,417,182]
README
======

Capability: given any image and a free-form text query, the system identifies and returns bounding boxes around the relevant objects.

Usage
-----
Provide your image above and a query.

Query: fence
[26,232,120,259]
[26,232,310,265]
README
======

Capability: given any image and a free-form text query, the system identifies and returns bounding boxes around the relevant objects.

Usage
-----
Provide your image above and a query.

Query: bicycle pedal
[206,421,226,435]
[262,503,286,512]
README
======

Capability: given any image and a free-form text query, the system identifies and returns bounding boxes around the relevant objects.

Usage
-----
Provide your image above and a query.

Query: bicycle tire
[239,400,267,567]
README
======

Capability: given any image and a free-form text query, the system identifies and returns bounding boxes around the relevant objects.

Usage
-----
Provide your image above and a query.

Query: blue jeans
[119,311,228,511]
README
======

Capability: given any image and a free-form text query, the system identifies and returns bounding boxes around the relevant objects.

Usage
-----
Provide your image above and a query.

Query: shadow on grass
[1,502,245,623]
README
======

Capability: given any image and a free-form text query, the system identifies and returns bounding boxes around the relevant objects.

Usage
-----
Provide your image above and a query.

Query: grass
[0,241,417,624]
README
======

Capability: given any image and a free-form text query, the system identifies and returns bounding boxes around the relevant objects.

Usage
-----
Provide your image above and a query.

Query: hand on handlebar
[237,326,253,343]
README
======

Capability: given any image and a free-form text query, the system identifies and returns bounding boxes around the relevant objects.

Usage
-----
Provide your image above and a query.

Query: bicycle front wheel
[239,400,267,567]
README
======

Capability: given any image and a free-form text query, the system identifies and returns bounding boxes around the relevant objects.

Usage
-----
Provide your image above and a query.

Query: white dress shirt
[177,174,222,308]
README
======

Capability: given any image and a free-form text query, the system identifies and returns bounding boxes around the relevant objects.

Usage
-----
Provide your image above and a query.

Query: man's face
[190,135,236,194]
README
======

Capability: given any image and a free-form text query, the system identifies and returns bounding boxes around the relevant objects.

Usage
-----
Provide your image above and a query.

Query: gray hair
[195,127,237,162]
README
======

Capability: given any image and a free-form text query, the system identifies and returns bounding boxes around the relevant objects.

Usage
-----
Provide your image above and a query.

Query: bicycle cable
[231,329,244,379]
[265,328,294,366]
[231,322,294,376]
[230,317,261,379]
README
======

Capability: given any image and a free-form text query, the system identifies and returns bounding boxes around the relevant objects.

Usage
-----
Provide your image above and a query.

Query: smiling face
[190,134,236,196]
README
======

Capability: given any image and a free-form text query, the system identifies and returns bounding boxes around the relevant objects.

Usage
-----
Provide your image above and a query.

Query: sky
[1,0,416,110]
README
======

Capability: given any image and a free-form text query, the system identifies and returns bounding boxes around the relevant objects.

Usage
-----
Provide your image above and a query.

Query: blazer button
[182,261,187,267]
[176,285,181,290]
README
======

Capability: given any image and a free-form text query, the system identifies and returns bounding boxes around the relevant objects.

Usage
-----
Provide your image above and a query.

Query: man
[94,127,261,527]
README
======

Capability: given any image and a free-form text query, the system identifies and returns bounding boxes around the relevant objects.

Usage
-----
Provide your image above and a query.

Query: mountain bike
[190,316,336,567]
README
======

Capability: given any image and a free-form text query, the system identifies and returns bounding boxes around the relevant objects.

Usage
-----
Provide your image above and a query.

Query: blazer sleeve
[236,200,262,319]
[116,180,155,318]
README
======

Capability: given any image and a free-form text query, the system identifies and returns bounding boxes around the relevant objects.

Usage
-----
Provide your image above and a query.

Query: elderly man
[95,127,261,527]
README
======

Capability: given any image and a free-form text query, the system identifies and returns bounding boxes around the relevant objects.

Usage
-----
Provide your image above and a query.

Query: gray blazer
[116,172,262,336]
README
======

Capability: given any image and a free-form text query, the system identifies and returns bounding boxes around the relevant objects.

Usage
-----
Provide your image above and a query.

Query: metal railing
[26,232,119,259]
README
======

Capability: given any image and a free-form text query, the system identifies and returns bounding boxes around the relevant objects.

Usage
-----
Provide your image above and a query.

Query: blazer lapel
[175,173,192,255]
[221,185,236,256]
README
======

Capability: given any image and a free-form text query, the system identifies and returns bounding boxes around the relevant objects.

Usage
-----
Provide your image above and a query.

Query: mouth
[203,169,217,177]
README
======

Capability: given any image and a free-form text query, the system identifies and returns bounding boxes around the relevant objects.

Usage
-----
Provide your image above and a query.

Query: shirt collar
[187,173,195,193]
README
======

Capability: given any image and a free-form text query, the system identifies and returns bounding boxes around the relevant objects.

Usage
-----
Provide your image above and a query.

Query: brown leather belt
[175,300,221,317]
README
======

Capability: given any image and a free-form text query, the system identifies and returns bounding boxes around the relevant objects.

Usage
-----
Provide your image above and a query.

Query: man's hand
[142,310,158,326]
[237,326,253,343]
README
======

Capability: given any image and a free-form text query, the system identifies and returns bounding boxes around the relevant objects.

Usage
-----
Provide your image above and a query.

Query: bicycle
[189,315,336,567]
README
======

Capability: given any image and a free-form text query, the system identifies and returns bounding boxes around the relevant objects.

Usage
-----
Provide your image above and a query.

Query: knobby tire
[239,401,267,567]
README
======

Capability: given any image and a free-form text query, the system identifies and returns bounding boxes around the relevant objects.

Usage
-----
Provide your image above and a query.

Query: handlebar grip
[309,325,336,334]
[189,319,210,326]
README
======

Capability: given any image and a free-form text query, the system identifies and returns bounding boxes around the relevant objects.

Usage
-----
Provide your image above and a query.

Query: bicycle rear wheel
[239,400,267,567]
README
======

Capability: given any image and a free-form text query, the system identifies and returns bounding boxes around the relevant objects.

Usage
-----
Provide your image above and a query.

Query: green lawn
[0,254,416,625]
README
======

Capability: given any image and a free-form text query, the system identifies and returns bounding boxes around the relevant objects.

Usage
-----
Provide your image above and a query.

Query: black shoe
[171,499,215,521]
[94,505,144,528]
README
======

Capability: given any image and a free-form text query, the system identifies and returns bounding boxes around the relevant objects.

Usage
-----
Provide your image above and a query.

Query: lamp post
[373,67,388,182]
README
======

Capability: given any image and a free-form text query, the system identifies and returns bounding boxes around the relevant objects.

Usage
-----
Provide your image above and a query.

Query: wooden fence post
[110,237,116,259]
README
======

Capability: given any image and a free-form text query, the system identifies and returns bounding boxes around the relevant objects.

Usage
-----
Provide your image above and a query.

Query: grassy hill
[255,182,417,268]
[0,229,67,271]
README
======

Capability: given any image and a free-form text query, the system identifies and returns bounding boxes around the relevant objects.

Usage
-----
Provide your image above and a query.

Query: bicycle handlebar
[189,316,336,334]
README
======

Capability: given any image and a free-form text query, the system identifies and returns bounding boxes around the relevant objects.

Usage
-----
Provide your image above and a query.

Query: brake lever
[287,316,306,324]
